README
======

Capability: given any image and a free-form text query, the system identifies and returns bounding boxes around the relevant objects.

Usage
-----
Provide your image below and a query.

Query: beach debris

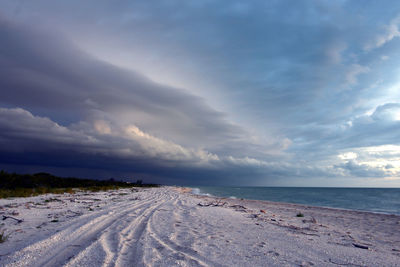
[229,204,247,213]
[2,215,23,224]
[4,204,19,208]
[299,231,320,237]
[328,258,364,266]
[298,260,315,267]
[197,200,227,207]
[10,211,19,216]
[270,221,319,234]
[296,212,304,217]
[44,198,62,203]
[36,222,47,229]
[229,204,246,209]
[260,209,266,213]
[66,210,82,216]
[302,217,317,224]
[352,243,369,250]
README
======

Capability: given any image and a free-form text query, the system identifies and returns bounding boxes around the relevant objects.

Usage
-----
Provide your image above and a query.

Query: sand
[0,186,399,266]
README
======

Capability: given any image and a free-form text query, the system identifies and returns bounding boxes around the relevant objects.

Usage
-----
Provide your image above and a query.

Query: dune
[0,187,399,266]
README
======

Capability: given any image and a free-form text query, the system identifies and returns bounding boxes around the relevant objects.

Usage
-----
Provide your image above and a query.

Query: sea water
[191,187,400,215]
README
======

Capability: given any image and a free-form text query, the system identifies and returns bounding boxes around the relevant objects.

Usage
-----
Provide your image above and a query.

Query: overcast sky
[0,0,400,186]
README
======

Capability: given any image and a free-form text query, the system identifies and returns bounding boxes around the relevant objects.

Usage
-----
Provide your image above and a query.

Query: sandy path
[2,189,171,266]
[1,187,399,266]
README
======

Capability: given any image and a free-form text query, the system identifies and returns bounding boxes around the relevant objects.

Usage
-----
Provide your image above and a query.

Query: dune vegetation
[0,170,158,198]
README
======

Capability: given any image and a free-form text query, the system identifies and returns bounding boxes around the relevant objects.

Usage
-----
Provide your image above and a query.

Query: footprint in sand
[267,250,280,257]
[257,241,266,247]
[297,260,315,266]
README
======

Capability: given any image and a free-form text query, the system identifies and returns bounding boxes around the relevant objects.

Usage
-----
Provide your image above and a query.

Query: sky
[0,0,400,187]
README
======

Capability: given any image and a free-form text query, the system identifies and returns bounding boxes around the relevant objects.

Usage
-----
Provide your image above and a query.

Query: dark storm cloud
[0,107,298,185]
[18,0,395,138]
[0,16,247,150]
[0,17,291,184]
[1,1,356,124]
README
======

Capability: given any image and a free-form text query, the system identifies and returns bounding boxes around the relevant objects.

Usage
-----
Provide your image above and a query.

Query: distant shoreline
[186,186,400,216]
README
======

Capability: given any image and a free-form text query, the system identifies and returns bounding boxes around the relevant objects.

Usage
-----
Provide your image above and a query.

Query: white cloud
[344,64,370,86]
[338,152,358,160]
[371,103,400,121]
[123,125,220,163]
[94,120,112,135]
[365,16,400,51]
[325,42,347,64]
[335,145,400,178]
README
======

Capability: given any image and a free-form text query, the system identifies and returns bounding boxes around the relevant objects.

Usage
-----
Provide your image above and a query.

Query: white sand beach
[0,187,399,266]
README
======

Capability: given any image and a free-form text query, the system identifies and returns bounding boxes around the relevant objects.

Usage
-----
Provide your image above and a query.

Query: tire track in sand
[143,193,223,267]
[66,192,172,267]
[113,192,173,266]
[3,190,162,267]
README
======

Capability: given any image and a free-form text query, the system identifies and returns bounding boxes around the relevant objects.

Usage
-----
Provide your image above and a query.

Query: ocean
[191,186,400,215]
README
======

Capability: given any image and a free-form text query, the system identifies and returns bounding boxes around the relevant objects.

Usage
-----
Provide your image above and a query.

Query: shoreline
[186,186,400,216]
[0,186,399,266]
[193,190,400,217]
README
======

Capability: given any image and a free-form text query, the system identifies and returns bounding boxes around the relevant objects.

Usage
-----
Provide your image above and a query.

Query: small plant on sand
[0,229,9,243]
[296,212,304,217]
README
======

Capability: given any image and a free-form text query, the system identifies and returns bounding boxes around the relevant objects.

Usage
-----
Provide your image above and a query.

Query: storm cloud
[1,1,400,186]
[0,16,288,185]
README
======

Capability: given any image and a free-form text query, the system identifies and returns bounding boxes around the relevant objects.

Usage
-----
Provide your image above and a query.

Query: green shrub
[0,170,159,198]
[0,230,9,243]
